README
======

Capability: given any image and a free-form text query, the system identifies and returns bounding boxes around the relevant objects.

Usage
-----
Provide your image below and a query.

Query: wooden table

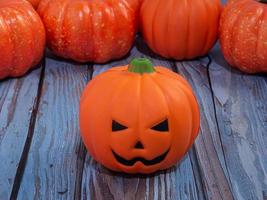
[0,36,266,200]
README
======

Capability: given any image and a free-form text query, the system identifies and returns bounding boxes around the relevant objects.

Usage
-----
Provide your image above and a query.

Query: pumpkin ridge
[52,0,69,59]
[175,82,200,147]
[12,5,37,71]
[110,75,135,125]
[255,7,266,70]
[37,0,52,19]
[151,0,162,54]
[229,2,251,67]
[148,76,173,145]
[241,2,263,71]
[103,2,117,60]
[108,3,125,61]
[62,1,72,59]
[185,0,191,58]
[222,1,240,66]
[89,3,95,61]
[149,74,194,156]
[201,0,212,54]
[66,1,95,61]
[0,11,13,78]
[219,2,237,66]
[157,70,199,141]
[207,0,222,54]
[168,0,176,58]
[144,74,170,121]
[168,0,177,58]
[2,8,17,75]
[91,2,101,61]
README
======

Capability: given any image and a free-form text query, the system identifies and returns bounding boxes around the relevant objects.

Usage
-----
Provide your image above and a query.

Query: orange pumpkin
[140,0,222,60]
[37,0,139,63]
[219,0,267,73]
[0,0,46,80]
[80,58,200,174]
[27,0,40,8]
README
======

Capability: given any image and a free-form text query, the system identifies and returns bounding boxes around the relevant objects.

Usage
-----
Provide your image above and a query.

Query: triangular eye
[112,120,128,132]
[151,119,169,132]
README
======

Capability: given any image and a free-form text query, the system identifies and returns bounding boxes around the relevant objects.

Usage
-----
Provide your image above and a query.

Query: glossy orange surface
[80,62,200,174]
[0,0,45,80]
[140,0,222,60]
[220,0,267,73]
[38,0,139,63]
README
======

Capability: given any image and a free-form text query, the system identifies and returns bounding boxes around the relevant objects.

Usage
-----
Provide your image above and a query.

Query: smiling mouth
[112,149,170,166]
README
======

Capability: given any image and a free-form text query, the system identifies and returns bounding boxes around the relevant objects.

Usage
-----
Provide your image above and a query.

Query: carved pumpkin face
[111,119,170,167]
[80,59,200,174]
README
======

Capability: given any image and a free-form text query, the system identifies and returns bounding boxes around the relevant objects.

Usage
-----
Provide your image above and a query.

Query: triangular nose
[134,141,144,149]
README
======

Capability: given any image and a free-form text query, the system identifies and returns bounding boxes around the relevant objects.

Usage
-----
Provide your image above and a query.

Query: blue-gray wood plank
[0,67,42,199]
[16,58,89,200]
[209,45,267,200]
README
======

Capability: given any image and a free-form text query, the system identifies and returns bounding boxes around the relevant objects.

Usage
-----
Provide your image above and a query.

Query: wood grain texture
[0,67,42,200]
[80,38,207,200]
[81,153,203,200]
[175,58,233,200]
[16,58,90,200]
[209,45,267,200]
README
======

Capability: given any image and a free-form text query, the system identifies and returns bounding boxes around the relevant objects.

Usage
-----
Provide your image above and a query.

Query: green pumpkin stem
[128,58,155,74]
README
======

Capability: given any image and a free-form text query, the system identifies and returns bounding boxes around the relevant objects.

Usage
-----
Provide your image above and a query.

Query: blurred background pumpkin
[140,0,222,60]
[219,0,267,73]
[0,0,45,80]
[37,0,140,63]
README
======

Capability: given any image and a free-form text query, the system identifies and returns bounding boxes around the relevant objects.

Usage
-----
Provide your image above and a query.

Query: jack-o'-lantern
[79,58,200,174]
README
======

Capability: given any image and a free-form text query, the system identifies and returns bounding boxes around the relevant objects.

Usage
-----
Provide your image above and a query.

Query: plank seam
[206,55,234,198]
[189,146,208,200]
[74,64,94,200]
[170,60,205,200]
[9,59,46,200]
[174,58,233,200]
